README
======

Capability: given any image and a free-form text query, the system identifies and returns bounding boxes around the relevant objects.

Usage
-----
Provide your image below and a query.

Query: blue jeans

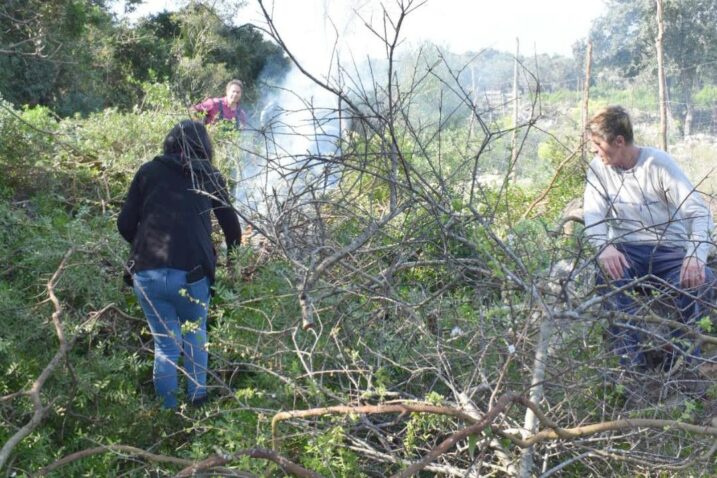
[597,244,715,369]
[133,268,210,408]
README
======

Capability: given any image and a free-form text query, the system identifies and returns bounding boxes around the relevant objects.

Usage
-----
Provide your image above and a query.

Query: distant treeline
[0,0,290,116]
[3,0,717,136]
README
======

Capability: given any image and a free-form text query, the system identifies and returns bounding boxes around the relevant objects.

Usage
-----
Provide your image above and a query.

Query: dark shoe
[189,395,209,408]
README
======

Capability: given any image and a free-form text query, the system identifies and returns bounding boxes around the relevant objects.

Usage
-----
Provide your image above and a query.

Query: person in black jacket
[118,120,241,409]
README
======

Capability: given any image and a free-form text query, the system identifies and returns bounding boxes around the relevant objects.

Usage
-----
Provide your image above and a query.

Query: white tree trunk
[517,313,554,478]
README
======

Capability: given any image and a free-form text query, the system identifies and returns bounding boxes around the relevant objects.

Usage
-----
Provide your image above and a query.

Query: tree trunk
[655,0,668,151]
[684,102,693,137]
[681,71,697,138]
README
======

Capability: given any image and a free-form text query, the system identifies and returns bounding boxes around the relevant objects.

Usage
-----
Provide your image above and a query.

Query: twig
[538,452,595,478]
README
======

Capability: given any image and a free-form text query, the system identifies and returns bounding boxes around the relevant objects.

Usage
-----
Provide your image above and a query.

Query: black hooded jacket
[117,154,241,284]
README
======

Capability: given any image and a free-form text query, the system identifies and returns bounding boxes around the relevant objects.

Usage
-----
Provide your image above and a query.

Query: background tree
[135,2,289,106]
[0,0,119,113]
[589,0,717,136]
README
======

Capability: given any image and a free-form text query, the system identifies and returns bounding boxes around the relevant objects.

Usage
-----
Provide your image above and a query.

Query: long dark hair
[163,120,213,162]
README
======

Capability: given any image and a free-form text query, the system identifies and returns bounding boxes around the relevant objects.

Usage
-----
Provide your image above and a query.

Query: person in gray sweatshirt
[583,105,715,372]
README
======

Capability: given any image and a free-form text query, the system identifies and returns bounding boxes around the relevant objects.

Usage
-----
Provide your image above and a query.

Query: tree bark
[678,59,698,138]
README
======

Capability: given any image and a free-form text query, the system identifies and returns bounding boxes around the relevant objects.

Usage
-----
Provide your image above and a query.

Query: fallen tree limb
[390,393,519,478]
[515,417,717,447]
[271,394,717,478]
[0,249,74,471]
[272,401,478,449]
[394,394,717,477]
[346,436,486,477]
[35,445,192,477]
[174,447,325,478]
[35,444,319,478]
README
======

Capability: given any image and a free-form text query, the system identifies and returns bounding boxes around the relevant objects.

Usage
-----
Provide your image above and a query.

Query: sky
[117,0,607,63]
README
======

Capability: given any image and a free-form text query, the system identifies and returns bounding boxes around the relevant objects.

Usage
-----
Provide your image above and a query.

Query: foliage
[0,0,107,110]
[302,426,365,477]
[694,84,717,108]
[0,1,289,117]
[590,83,660,112]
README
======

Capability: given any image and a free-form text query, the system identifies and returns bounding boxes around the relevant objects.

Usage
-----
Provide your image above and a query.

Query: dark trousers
[597,244,715,369]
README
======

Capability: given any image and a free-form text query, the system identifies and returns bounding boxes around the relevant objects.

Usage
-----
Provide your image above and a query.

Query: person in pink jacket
[191,79,248,129]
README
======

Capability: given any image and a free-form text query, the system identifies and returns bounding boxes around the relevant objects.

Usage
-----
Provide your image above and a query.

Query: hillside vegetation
[2,1,717,477]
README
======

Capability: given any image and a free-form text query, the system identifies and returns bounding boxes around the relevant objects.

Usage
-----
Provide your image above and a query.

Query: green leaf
[698,316,713,333]
[468,434,477,458]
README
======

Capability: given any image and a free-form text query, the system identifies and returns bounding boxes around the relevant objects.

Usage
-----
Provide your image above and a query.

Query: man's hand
[680,256,705,289]
[598,244,630,280]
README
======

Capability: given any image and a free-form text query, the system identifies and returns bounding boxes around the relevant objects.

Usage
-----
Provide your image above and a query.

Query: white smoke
[234,68,343,215]
[232,1,371,216]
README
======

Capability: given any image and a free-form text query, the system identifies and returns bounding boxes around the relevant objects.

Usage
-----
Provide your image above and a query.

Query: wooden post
[581,40,593,162]
[511,37,520,181]
[468,64,477,137]
[656,0,668,151]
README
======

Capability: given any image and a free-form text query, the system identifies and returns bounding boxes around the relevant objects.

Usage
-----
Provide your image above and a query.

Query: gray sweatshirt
[583,146,713,263]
